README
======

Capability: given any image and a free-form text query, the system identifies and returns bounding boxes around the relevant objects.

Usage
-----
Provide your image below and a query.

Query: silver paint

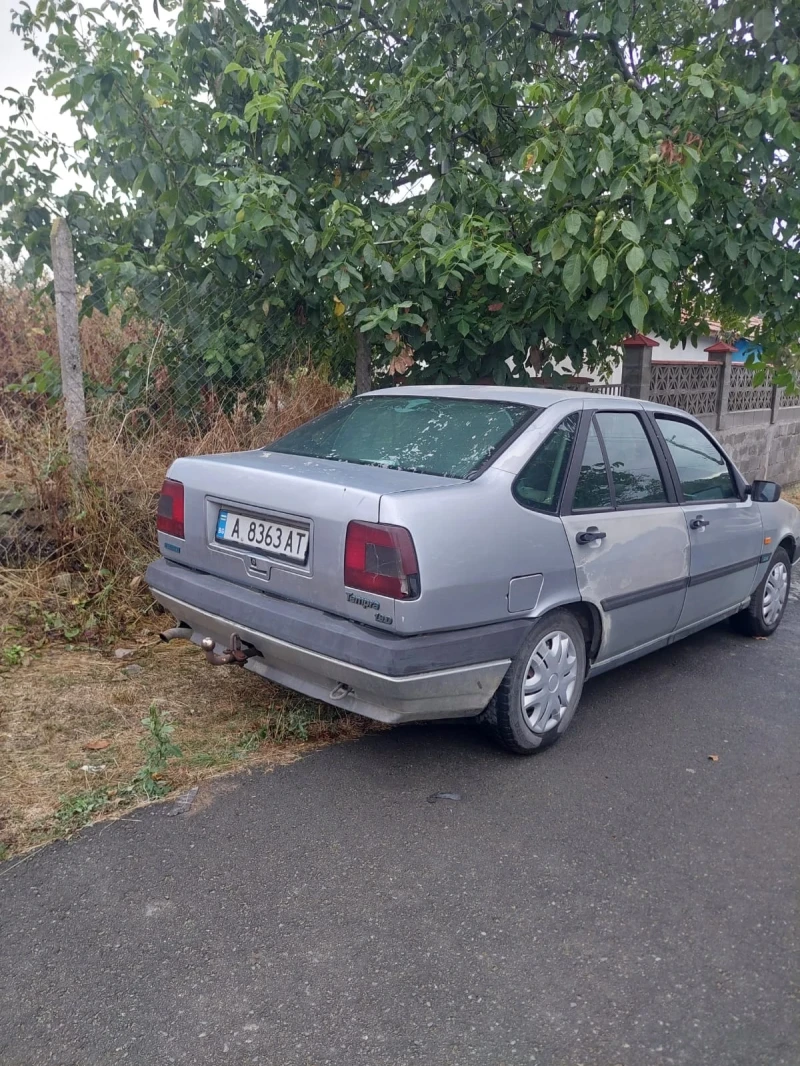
[150,386,800,725]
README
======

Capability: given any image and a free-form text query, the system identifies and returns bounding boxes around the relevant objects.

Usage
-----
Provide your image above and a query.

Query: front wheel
[478,611,587,755]
[732,547,791,637]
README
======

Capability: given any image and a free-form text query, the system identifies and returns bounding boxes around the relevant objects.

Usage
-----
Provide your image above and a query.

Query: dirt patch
[0,638,382,858]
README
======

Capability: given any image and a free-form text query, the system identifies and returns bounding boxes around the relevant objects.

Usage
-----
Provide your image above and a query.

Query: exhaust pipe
[160,625,193,643]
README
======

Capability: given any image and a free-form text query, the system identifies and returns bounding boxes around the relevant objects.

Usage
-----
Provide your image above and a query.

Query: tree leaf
[609,176,627,201]
[744,117,762,139]
[587,291,608,321]
[480,104,497,132]
[620,220,641,243]
[626,245,646,273]
[178,127,201,159]
[380,261,395,282]
[652,248,672,273]
[629,291,649,332]
[585,108,603,128]
[597,147,613,174]
[309,118,322,139]
[304,233,317,256]
[593,253,609,285]
[643,183,656,212]
[753,8,775,42]
[421,222,437,244]
[563,253,583,295]
[564,212,582,236]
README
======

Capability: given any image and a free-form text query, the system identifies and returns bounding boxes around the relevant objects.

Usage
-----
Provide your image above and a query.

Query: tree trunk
[50,217,89,479]
[355,330,372,394]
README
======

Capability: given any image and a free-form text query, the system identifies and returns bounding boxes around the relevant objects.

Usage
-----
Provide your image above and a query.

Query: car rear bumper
[146,559,516,724]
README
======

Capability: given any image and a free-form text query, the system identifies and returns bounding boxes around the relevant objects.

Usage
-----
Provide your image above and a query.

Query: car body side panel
[560,507,691,663]
[378,466,581,634]
[756,497,800,570]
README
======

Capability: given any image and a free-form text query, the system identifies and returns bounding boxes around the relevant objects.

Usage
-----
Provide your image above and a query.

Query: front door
[653,415,763,630]
[560,410,690,665]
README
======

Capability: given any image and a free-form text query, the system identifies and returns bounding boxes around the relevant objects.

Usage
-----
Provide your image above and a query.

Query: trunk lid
[160,449,460,626]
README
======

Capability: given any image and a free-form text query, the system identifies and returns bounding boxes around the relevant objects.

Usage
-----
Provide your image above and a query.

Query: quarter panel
[378,467,580,634]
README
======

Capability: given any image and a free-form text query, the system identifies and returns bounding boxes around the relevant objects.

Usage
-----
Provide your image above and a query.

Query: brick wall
[717,417,800,486]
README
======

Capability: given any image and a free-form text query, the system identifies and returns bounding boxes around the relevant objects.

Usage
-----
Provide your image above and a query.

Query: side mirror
[749,480,782,503]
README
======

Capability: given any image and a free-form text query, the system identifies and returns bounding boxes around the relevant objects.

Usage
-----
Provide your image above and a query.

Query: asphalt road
[2,598,798,1066]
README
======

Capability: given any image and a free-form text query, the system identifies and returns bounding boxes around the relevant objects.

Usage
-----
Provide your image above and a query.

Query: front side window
[515,413,578,513]
[656,417,738,501]
[594,412,667,505]
[269,396,537,480]
[572,421,613,510]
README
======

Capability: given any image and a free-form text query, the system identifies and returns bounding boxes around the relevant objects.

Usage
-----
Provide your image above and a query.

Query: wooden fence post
[50,218,88,479]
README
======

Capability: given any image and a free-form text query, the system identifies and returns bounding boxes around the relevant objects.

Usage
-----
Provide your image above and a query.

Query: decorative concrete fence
[617,336,800,486]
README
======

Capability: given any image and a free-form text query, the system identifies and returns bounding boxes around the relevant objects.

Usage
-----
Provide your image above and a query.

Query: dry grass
[783,483,800,509]
[0,638,381,858]
[0,283,151,387]
[0,360,354,859]
[0,365,346,646]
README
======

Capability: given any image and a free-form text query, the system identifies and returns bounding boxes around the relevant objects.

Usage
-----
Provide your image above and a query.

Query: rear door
[652,415,763,630]
[560,409,690,664]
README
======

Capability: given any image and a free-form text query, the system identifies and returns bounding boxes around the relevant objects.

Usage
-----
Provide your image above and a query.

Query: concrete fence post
[50,218,88,478]
[705,341,737,431]
[620,334,659,399]
[770,385,780,425]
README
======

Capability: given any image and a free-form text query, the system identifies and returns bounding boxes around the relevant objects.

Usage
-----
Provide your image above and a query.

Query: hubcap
[521,631,578,735]
[763,561,789,626]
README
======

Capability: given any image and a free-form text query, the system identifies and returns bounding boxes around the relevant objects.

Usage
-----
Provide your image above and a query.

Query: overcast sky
[2,0,80,142]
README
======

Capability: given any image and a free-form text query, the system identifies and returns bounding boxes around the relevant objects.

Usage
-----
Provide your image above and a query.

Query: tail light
[344,521,420,600]
[157,478,185,539]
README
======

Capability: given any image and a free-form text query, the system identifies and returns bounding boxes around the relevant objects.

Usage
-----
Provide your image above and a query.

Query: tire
[478,610,587,755]
[731,546,792,637]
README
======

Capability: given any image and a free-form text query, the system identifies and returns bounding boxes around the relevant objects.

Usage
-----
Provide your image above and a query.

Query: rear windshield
[268,395,537,479]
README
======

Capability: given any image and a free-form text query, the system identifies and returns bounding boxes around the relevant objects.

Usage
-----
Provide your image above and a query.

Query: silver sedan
[148,387,799,754]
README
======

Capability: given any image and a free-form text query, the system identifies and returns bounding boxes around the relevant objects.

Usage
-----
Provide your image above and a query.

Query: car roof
[363,384,659,412]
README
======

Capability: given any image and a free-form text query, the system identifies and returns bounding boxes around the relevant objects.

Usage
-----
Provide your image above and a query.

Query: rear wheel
[731,546,791,637]
[478,611,586,755]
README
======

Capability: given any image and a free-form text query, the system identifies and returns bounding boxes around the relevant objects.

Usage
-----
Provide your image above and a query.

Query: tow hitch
[200,633,258,667]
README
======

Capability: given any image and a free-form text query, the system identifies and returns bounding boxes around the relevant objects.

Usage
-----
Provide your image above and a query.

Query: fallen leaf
[488,301,504,312]
[707,754,719,762]
[83,738,111,751]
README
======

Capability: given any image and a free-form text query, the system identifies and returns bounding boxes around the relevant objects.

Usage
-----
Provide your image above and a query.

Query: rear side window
[656,416,738,501]
[268,396,536,479]
[515,414,578,513]
[594,412,667,505]
[572,421,613,510]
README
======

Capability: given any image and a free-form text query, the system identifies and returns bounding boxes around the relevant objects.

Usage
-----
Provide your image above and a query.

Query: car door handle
[690,516,710,530]
[575,526,607,545]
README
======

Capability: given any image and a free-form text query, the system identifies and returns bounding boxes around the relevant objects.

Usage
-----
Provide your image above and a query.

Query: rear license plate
[215,509,309,564]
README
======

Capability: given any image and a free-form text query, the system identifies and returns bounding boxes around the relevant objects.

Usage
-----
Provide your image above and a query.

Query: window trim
[561,413,614,515]
[512,412,580,515]
[650,413,746,504]
[561,409,677,515]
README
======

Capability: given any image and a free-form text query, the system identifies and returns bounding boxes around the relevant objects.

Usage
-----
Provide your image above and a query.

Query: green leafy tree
[2,0,799,395]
